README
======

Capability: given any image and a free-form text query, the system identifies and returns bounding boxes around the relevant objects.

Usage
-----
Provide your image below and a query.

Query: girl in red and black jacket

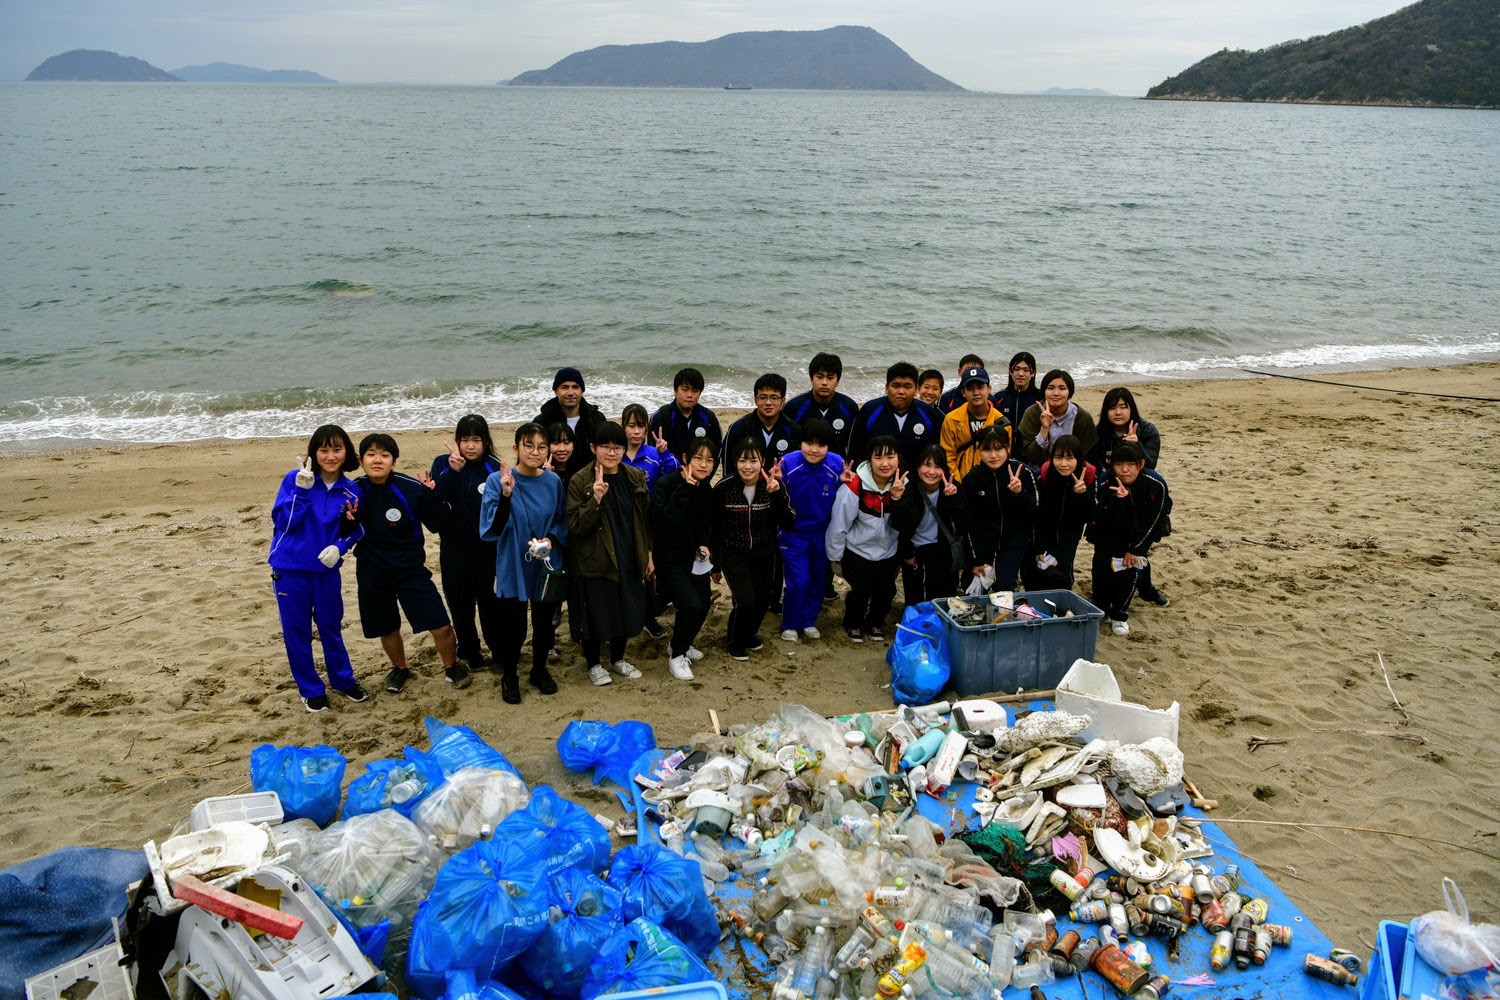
[711,436,796,660]
[1024,433,1096,591]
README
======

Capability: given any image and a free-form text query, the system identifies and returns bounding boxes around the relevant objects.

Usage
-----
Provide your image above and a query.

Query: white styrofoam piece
[951,699,1010,733]
[26,940,133,1000]
[1055,782,1108,809]
[1055,658,1180,746]
[188,791,283,832]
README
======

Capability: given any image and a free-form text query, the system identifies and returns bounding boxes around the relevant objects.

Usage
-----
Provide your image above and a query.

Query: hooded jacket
[268,471,363,573]
[825,462,900,562]
[960,459,1039,566]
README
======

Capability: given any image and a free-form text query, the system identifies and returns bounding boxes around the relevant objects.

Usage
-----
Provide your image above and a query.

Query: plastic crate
[605,984,728,1000]
[187,791,283,831]
[934,590,1104,697]
[1361,920,1406,1000]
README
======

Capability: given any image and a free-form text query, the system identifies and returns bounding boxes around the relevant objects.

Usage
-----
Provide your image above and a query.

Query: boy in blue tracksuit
[268,424,366,712]
[777,419,844,641]
[786,352,859,459]
[648,367,723,464]
[352,432,471,694]
[847,361,943,473]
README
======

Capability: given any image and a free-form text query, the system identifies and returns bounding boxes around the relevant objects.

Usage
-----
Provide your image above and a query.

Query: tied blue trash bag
[345,747,447,819]
[496,786,611,877]
[519,869,625,999]
[427,716,524,780]
[250,743,346,827]
[604,843,717,959]
[556,721,656,788]
[580,918,714,1000]
[406,837,552,998]
[886,601,950,706]
[438,969,528,1000]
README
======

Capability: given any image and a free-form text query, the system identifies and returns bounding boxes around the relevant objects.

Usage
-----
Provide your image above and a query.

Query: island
[170,63,337,84]
[1146,0,1498,108]
[507,25,963,92]
[25,49,179,82]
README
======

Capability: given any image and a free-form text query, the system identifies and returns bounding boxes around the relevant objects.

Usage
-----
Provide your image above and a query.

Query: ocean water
[1,84,1497,446]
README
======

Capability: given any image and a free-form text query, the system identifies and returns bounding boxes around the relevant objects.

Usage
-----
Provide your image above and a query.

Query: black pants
[901,541,957,606]
[439,542,504,664]
[842,551,899,631]
[582,636,627,667]
[657,562,711,658]
[720,547,776,649]
[1023,530,1084,591]
[1090,546,1141,621]
[495,597,557,676]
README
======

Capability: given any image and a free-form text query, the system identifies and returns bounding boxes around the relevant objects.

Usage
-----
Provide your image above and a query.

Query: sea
[2,84,1497,447]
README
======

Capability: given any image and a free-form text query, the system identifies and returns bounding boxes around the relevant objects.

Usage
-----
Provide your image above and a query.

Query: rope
[1239,368,1500,402]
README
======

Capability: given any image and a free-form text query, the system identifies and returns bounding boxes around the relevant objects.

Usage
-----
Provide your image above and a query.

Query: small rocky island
[26,49,179,82]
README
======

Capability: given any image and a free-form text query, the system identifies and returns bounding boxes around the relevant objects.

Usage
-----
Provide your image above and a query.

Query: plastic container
[1358,918,1448,1000]
[605,982,729,1000]
[26,941,134,1000]
[187,791,284,832]
[934,591,1104,696]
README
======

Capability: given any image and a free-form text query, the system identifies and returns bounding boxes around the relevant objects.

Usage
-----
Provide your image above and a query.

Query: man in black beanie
[534,367,606,480]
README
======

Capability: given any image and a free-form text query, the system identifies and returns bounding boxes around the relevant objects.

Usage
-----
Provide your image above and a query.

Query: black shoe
[768,603,783,615]
[500,673,521,705]
[823,589,839,602]
[529,666,558,695]
[846,628,864,644]
[867,627,886,643]
[445,663,472,689]
[727,645,750,661]
[332,682,369,703]
[384,667,409,694]
[643,618,667,639]
[747,636,766,652]
[1142,590,1171,607]
[303,693,330,713]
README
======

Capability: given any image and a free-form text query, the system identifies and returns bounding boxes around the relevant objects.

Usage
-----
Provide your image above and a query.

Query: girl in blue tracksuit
[777,419,844,640]
[960,426,1039,593]
[621,403,680,490]
[429,414,505,674]
[268,424,365,712]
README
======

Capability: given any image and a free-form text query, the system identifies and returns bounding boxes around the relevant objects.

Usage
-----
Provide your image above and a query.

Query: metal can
[1262,923,1294,947]
[1139,974,1172,999]
[1089,943,1150,996]
[1230,912,1255,970]
[1209,930,1233,972]
[1190,867,1214,905]
[1220,891,1243,919]
[1199,898,1228,932]
[1070,899,1109,923]
[1108,902,1130,938]
[1051,929,1081,963]
[1304,953,1359,987]
[1252,927,1272,966]
[1070,936,1102,972]
[1330,948,1362,974]
[1049,868,1086,901]
[1126,904,1150,936]
[1241,897,1270,924]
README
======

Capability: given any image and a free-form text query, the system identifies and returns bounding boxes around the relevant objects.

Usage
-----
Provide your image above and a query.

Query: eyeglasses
[519,441,548,452]
[755,394,783,403]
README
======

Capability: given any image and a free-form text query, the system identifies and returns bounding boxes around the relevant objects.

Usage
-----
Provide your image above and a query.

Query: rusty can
[1252,927,1272,966]
[1199,897,1228,932]
[1242,897,1270,924]
[1043,925,1059,952]
[1051,929,1081,962]
[1262,923,1294,947]
[1209,930,1233,972]
[1071,936,1102,972]
[1090,942,1151,996]
[1304,953,1359,987]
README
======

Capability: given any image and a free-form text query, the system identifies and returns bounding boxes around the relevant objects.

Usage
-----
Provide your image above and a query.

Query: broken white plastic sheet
[1055,657,1181,746]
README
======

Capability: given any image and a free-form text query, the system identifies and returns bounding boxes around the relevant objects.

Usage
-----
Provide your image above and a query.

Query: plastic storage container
[1361,918,1449,1000]
[604,984,728,1000]
[188,792,284,832]
[934,591,1103,696]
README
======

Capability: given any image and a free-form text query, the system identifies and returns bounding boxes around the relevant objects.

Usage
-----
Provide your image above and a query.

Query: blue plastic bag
[405,837,552,998]
[330,902,390,965]
[437,969,528,1000]
[426,716,524,780]
[249,743,346,826]
[519,869,625,999]
[556,720,655,788]
[604,842,718,959]
[344,747,446,819]
[886,602,950,706]
[496,786,611,877]
[580,918,714,1000]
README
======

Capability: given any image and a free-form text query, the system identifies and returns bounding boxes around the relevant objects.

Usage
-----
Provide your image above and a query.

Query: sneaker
[547,647,561,662]
[684,646,705,661]
[727,645,750,661]
[610,659,642,679]
[445,663,473,689]
[1110,618,1131,636]
[529,666,558,695]
[780,629,800,643]
[846,628,864,644]
[303,693,330,713]
[802,626,822,640]
[1143,590,1171,607]
[747,636,766,652]
[384,667,409,694]
[500,673,521,705]
[668,655,695,680]
[332,682,369,703]
[643,618,667,639]
[588,665,613,686]
[867,627,886,643]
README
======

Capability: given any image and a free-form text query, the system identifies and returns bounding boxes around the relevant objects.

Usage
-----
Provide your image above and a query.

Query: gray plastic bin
[934,590,1104,696]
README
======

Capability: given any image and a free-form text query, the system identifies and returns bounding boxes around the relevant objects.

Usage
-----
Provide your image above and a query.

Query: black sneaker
[823,587,839,602]
[529,666,558,695]
[445,663,472,689]
[727,645,750,661]
[1142,590,1171,607]
[643,618,667,639]
[303,693,330,713]
[384,667,409,694]
[747,635,766,652]
[332,683,369,703]
[867,627,886,643]
[499,673,521,705]
[846,628,864,644]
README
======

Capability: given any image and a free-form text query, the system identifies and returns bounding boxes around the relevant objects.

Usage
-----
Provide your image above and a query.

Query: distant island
[1147,0,1498,108]
[1040,88,1118,97]
[508,25,963,91]
[26,49,179,82]
[170,62,336,84]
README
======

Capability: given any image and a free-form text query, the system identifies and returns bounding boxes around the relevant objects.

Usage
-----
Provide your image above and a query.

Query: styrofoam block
[1055,658,1180,746]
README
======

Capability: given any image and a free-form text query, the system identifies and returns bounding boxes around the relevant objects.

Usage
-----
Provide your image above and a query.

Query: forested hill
[26,49,179,82]
[1146,0,1498,108]
[508,25,963,91]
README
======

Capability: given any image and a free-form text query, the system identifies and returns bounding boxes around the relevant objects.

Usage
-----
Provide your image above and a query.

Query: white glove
[295,457,315,489]
[318,545,340,568]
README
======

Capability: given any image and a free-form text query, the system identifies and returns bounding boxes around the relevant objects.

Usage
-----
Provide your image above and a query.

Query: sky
[2,0,1411,94]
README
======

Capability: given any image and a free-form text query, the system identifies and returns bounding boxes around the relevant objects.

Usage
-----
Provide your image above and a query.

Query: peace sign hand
[342,498,359,521]
[839,466,856,484]
[1072,472,1088,494]
[295,456,315,489]
[941,470,958,496]
[1110,477,1130,498]
[1124,420,1139,443]
[1007,465,1023,494]
[651,427,670,455]
[761,468,782,494]
[447,441,465,471]
[1038,406,1055,434]
[890,473,908,500]
[592,462,609,503]
[416,469,437,490]
[499,459,515,497]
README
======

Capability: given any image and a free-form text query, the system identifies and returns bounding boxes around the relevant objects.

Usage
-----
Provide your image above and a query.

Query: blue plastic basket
[1360,918,1451,1000]
[934,590,1104,696]
[605,983,728,1000]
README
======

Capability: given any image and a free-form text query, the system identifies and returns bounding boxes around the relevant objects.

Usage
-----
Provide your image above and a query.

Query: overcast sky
[3,0,1407,94]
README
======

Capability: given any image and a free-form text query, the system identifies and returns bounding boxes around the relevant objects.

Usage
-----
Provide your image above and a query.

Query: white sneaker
[610,659,642,679]
[1110,619,1130,636]
[685,646,705,661]
[547,647,561,662]
[780,629,800,642]
[668,655,695,680]
[588,665,612,686]
[801,626,822,640]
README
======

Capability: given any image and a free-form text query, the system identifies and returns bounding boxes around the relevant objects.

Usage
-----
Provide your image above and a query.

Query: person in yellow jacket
[940,366,1012,482]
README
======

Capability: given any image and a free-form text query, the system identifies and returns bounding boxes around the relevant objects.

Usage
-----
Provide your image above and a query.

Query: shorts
[357,563,451,638]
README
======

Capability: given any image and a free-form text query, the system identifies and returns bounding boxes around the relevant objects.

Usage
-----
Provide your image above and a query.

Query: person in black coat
[1090,441,1172,637]
[1089,387,1169,606]
[533,367,606,480]
[711,437,796,660]
[892,445,967,604]
[1023,434,1096,591]
[650,439,718,680]
[959,427,1038,593]
[427,414,505,674]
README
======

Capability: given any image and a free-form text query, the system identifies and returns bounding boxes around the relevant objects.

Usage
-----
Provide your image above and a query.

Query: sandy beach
[1,362,1496,953]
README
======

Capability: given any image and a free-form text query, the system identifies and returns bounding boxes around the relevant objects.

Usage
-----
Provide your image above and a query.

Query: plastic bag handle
[1442,876,1470,924]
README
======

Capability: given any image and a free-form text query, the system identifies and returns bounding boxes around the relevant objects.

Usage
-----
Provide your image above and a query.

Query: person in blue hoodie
[428,414,504,676]
[352,432,471,695]
[777,418,844,642]
[648,367,722,464]
[621,403,680,490]
[847,362,942,473]
[268,424,366,712]
[480,422,567,704]
[786,352,859,459]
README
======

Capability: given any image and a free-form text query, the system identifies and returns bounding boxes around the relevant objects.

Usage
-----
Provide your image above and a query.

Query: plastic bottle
[911,941,993,1000]
[1011,951,1055,991]
[832,926,875,975]
[987,925,1015,989]
[786,926,835,997]
[753,880,794,922]
[876,942,928,998]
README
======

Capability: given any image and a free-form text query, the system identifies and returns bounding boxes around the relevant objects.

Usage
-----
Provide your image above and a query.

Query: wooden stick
[1376,652,1412,725]
[990,689,1057,704]
[708,709,721,736]
[1204,818,1500,863]
[1182,773,1218,810]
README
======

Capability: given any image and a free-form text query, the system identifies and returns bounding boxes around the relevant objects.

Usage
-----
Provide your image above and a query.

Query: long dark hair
[1006,352,1039,393]
[1098,387,1142,434]
[454,413,496,460]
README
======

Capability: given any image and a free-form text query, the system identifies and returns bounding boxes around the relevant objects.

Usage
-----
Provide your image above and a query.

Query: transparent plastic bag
[425,716,523,779]
[605,842,719,959]
[1413,878,1500,975]
[519,868,625,999]
[298,808,441,933]
[495,785,612,877]
[267,817,322,869]
[345,747,447,819]
[414,767,530,854]
[580,918,714,1000]
[249,743,346,827]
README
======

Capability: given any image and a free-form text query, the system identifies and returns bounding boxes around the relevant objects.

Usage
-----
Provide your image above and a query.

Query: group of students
[267,353,1172,711]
